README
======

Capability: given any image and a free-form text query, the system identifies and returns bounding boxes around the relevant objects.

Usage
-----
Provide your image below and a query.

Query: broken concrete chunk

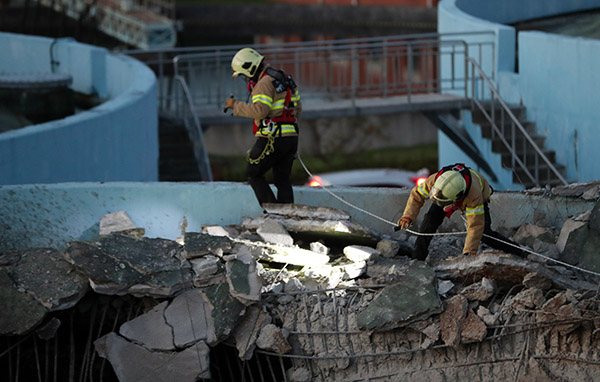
[375,239,401,258]
[182,232,233,259]
[257,218,294,246]
[460,309,487,343]
[262,203,351,220]
[476,305,499,326]
[242,213,379,243]
[9,248,88,311]
[310,241,330,256]
[95,332,210,382]
[287,367,313,382]
[440,295,468,347]
[256,324,291,354]
[437,280,455,296]
[165,288,217,347]
[225,250,263,305]
[522,272,552,290]
[434,251,597,291]
[36,317,61,340]
[459,277,494,302]
[202,225,240,238]
[343,245,380,263]
[100,211,138,235]
[203,283,246,342]
[0,269,48,335]
[513,287,545,310]
[65,235,192,298]
[513,224,554,247]
[556,217,588,253]
[231,306,272,360]
[119,301,174,351]
[190,255,224,287]
[245,240,330,267]
[357,262,442,331]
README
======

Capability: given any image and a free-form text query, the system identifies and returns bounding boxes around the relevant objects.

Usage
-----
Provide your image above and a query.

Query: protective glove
[223,97,236,112]
[398,217,412,230]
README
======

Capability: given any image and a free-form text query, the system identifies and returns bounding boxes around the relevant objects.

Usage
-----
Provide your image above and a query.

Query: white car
[307,168,430,189]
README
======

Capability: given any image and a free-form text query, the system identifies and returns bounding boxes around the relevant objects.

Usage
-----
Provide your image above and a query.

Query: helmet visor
[430,187,454,207]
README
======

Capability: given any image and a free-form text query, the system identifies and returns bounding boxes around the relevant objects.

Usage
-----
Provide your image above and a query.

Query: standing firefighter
[223,48,301,207]
[397,163,524,260]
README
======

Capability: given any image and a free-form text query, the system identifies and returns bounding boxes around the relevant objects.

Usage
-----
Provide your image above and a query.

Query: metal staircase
[471,104,566,188]
[466,57,568,189]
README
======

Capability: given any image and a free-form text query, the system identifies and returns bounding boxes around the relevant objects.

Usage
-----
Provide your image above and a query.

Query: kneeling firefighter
[224,48,302,207]
[397,163,524,260]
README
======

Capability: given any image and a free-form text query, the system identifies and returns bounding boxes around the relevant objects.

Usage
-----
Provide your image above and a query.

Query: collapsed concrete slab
[3,193,600,381]
[0,248,88,335]
[64,234,192,297]
[243,203,380,243]
[434,250,598,291]
[357,261,442,331]
[95,332,210,382]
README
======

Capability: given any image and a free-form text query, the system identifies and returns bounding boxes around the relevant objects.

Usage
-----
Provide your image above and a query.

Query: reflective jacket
[402,168,492,255]
[232,66,302,138]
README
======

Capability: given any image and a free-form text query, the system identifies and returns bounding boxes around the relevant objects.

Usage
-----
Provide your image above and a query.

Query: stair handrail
[466,56,568,187]
[172,75,213,181]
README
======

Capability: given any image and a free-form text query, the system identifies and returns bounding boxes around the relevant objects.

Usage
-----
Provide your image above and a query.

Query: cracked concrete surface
[1,182,600,381]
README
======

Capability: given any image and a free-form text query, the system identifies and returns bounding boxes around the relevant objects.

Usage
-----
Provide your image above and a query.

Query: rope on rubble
[296,153,600,278]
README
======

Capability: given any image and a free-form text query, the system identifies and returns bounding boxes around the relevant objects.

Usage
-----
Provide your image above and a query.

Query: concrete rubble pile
[1,192,600,381]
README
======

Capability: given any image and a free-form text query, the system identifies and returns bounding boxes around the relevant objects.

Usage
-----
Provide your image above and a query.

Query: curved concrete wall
[0,182,593,253]
[0,32,158,185]
[438,0,600,188]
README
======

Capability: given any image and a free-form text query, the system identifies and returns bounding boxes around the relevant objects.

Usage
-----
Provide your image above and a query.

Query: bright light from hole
[309,175,323,187]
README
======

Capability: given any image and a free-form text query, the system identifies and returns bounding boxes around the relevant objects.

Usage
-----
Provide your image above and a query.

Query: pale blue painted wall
[0,32,158,185]
[438,0,600,189]
[519,32,600,183]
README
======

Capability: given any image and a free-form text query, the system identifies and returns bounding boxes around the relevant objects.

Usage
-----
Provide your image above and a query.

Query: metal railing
[171,76,213,181]
[127,32,495,114]
[127,32,570,188]
[467,57,568,187]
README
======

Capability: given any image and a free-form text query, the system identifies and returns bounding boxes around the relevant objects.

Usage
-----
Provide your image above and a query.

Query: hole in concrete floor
[208,342,292,382]
[0,292,145,382]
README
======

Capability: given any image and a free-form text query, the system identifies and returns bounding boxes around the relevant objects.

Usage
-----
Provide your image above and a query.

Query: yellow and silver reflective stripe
[292,90,300,103]
[279,124,297,134]
[271,91,301,111]
[417,182,430,198]
[466,204,485,216]
[272,99,286,110]
[470,170,484,191]
[252,94,273,107]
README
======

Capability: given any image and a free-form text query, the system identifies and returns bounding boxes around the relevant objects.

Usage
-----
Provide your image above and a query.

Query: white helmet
[231,48,264,79]
[430,171,467,206]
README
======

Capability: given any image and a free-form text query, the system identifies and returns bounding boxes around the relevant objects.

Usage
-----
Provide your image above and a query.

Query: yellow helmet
[231,48,264,79]
[430,171,467,206]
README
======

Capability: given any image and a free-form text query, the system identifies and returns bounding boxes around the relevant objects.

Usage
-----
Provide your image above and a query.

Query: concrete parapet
[0,32,158,185]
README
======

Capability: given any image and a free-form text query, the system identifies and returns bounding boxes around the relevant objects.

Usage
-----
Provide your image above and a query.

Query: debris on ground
[1,195,600,381]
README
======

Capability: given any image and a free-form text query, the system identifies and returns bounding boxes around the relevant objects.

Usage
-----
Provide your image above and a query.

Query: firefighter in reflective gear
[224,48,302,206]
[397,163,524,261]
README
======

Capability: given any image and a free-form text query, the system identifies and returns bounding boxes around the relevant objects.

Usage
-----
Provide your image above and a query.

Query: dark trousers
[413,202,523,260]
[247,136,298,206]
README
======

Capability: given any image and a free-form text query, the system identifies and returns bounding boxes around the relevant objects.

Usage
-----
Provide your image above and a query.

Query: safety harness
[248,68,298,164]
